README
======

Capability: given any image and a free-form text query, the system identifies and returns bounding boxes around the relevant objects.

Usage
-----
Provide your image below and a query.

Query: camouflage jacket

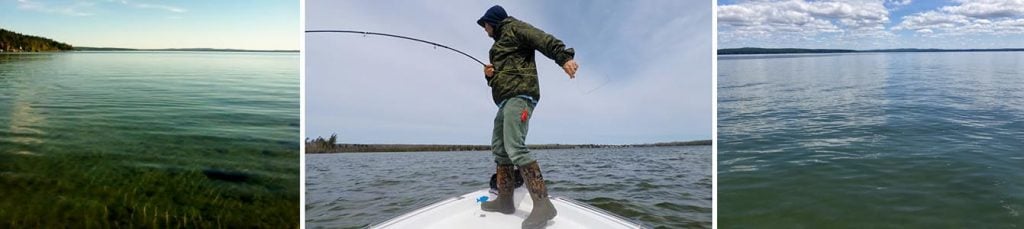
[486,17,575,106]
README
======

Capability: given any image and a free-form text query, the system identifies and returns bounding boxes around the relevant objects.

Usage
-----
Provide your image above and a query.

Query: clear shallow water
[718,52,1024,227]
[306,146,712,229]
[0,52,299,227]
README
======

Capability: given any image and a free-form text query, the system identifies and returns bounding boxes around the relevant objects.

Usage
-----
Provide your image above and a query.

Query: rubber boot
[520,161,556,229]
[481,164,516,214]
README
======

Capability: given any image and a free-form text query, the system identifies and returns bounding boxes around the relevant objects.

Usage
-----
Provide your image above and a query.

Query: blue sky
[718,0,1024,49]
[305,0,712,144]
[1,0,298,50]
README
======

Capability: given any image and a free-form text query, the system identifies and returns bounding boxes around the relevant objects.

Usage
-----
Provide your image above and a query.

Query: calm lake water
[0,52,299,227]
[306,146,712,229]
[718,52,1024,227]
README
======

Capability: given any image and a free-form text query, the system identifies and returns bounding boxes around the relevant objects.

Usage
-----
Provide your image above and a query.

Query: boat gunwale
[367,189,649,228]
[367,195,465,228]
[553,196,648,228]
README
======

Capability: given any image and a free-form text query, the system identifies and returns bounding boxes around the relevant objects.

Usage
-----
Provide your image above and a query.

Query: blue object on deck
[477,196,489,203]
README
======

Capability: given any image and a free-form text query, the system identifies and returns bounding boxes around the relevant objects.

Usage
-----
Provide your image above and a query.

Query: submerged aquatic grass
[0,149,298,228]
[0,52,299,227]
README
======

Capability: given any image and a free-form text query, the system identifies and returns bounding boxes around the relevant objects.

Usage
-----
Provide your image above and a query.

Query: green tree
[0,28,73,52]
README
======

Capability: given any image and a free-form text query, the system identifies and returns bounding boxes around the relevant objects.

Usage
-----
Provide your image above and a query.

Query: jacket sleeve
[514,23,575,66]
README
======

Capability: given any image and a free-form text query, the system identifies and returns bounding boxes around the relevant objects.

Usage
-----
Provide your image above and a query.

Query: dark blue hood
[476,5,508,29]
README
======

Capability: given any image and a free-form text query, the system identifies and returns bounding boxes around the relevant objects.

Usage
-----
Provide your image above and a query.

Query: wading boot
[520,161,556,229]
[481,164,516,214]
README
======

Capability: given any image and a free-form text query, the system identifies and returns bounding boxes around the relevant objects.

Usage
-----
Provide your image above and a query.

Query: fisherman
[476,5,578,229]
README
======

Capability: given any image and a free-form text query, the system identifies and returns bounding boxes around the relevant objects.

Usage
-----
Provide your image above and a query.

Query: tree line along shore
[1,29,73,52]
[305,134,712,153]
[1,28,297,53]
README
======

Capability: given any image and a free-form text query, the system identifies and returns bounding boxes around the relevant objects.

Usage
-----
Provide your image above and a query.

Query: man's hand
[562,59,578,79]
[484,64,495,78]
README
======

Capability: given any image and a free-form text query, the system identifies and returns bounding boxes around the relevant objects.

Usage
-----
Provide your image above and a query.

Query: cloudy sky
[306,0,711,144]
[1,0,298,50]
[718,0,1024,49]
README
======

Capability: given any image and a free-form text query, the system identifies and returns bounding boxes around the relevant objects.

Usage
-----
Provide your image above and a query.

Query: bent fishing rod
[308,29,610,94]
[305,30,486,66]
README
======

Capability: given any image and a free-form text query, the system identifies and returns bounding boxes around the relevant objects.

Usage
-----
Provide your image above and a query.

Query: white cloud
[941,0,1024,18]
[15,0,186,16]
[134,3,186,13]
[887,0,912,7]
[718,0,892,46]
[16,0,95,16]
[894,0,1024,36]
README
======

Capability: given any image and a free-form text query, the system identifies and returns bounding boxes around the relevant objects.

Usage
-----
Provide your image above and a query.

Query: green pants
[492,97,535,166]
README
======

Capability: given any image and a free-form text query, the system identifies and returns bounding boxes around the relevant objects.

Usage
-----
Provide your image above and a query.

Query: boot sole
[480,205,516,214]
[481,208,516,214]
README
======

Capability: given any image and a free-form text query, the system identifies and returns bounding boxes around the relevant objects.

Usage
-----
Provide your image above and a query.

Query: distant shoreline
[718,47,1024,55]
[305,140,713,153]
[73,47,299,53]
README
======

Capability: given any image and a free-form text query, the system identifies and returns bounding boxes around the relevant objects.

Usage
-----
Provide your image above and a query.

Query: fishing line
[307,29,612,94]
[305,30,486,66]
[573,70,613,95]
[581,75,612,95]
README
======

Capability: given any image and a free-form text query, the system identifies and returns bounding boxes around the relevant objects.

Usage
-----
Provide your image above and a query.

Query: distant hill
[75,47,299,52]
[719,47,1024,55]
[0,29,73,52]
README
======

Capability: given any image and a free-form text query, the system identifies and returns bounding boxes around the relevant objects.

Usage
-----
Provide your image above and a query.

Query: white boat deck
[371,188,645,229]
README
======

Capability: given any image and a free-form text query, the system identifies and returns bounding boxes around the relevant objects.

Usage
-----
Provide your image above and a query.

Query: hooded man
[476,5,578,229]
